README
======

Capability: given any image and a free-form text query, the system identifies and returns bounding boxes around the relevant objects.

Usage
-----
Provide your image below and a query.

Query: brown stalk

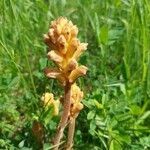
[66,118,76,150]
[53,82,72,150]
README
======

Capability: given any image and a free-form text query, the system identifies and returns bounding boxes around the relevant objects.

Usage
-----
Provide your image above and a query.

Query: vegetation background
[0,0,150,149]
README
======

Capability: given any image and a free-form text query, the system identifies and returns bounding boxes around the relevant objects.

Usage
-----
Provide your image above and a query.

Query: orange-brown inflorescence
[44,17,88,86]
[43,17,87,149]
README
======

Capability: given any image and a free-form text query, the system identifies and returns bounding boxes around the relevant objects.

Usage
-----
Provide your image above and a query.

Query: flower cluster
[44,17,88,86]
[70,84,84,118]
[41,93,59,116]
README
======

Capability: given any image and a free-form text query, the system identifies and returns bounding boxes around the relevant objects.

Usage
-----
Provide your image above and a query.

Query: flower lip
[47,50,63,63]
[69,65,88,83]
[44,68,61,78]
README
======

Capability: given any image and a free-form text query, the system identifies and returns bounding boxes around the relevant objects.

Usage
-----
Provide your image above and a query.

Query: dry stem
[66,118,76,150]
[53,83,71,150]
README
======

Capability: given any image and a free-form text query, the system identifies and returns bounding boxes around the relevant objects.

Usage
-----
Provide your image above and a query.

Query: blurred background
[0,0,150,149]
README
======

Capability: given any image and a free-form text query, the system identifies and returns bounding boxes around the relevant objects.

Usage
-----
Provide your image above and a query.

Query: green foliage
[0,0,150,149]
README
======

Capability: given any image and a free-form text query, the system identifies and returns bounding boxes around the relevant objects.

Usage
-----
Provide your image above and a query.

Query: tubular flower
[44,17,88,85]
[70,84,84,118]
[41,93,59,116]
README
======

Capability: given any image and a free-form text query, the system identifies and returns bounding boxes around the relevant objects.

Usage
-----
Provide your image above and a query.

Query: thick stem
[66,118,76,150]
[53,83,71,150]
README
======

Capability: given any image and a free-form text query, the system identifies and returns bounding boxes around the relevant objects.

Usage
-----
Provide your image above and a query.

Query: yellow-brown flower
[41,93,59,116]
[44,17,88,86]
[70,84,84,118]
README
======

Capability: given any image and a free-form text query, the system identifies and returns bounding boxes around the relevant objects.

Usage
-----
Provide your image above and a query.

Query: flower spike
[43,17,88,150]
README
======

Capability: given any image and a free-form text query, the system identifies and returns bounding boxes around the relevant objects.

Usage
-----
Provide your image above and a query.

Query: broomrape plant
[43,17,88,150]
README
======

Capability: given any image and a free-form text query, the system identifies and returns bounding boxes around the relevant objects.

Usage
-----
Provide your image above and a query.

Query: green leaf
[100,25,108,44]
[39,58,47,70]
[109,140,122,150]
[115,134,131,144]
[120,83,126,95]
[87,110,96,120]
[140,136,150,147]
[18,140,25,148]
[93,99,103,109]
[130,105,142,116]
[89,120,96,135]
[114,0,121,7]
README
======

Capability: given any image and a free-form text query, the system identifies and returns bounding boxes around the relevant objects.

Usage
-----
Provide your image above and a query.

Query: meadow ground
[0,0,150,149]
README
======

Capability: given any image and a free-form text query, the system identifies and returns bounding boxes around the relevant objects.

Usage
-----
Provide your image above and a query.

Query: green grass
[0,0,150,149]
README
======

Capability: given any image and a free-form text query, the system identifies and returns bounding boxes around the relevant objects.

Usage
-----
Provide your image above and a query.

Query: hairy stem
[53,83,71,150]
[66,118,76,150]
